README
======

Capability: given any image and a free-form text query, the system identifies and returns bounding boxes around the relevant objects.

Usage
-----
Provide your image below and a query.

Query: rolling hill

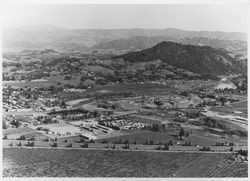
[115,41,244,76]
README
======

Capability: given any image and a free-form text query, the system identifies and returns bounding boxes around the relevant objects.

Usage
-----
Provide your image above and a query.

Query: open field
[97,131,175,144]
[231,100,247,109]
[3,127,48,141]
[231,100,248,115]
[87,83,177,96]
[96,131,223,146]
[2,80,58,88]
[3,148,247,177]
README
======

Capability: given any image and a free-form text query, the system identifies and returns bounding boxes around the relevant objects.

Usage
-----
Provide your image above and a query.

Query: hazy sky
[2,4,248,32]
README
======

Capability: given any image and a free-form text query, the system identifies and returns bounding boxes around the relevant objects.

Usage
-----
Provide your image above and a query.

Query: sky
[1,4,248,32]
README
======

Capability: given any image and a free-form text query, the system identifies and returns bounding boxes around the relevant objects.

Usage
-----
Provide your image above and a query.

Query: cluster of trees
[199,146,211,151]
[112,139,135,145]
[66,143,73,147]
[215,142,234,146]
[11,120,22,128]
[122,143,130,149]
[156,144,169,150]
[237,149,247,156]
[19,135,26,140]
[25,141,35,147]
[52,142,58,147]
[97,102,120,110]
[101,139,109,144]
[81,143,89,148]
[182,141,191,146]
[143,140,155,145]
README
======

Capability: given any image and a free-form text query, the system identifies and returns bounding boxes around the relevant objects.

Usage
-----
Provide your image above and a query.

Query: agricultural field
[3,148,247,177]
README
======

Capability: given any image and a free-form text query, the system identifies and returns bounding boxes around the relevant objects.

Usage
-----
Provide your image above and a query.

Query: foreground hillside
[3,148,247,177]
[116,41,243,76]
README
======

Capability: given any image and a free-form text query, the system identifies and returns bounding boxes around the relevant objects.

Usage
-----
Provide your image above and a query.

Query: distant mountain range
[92,36,247,52]
[3,25,247,52]
[115,41,244,76]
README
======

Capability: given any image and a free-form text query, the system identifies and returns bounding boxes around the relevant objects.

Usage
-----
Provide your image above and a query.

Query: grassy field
[3,148,247,177]
[231,100,248,115]
[3,80,58,88]
[231,100,247,109]
[88,83,177,96]
[96,131,176,145]
[96,131,222,146]
[3,127,48,141]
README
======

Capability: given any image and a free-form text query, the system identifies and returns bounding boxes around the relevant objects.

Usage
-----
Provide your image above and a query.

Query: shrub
[81,143,88,148]
[29,137,36,141]
[66,143,72,147]
[163,144,169,150]
[19,135,26,140]
[52,142,57,147]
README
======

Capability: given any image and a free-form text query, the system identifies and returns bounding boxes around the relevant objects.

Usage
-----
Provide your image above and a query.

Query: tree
[163,144,169,150]
[124,140,129,144]
[169,140,173,146]
[161,124,166,133]
[3,121,8,129]
[29,137,35,141]
[102,139,108,144]
[81,143,89,148]
[66,143,72,147]
[229,147,234,152]
[123,143,130,149]
[13,120,21,128]
[154,99,163,106]
[26,141,34,147]
[93,110,100,118]
[89,139,95,143]
[80,137,85,143]
[61,100,67,108]
[179,128,185,140]
[149,140,154,145]
[19,135,26,140]
[151,123,160,132]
